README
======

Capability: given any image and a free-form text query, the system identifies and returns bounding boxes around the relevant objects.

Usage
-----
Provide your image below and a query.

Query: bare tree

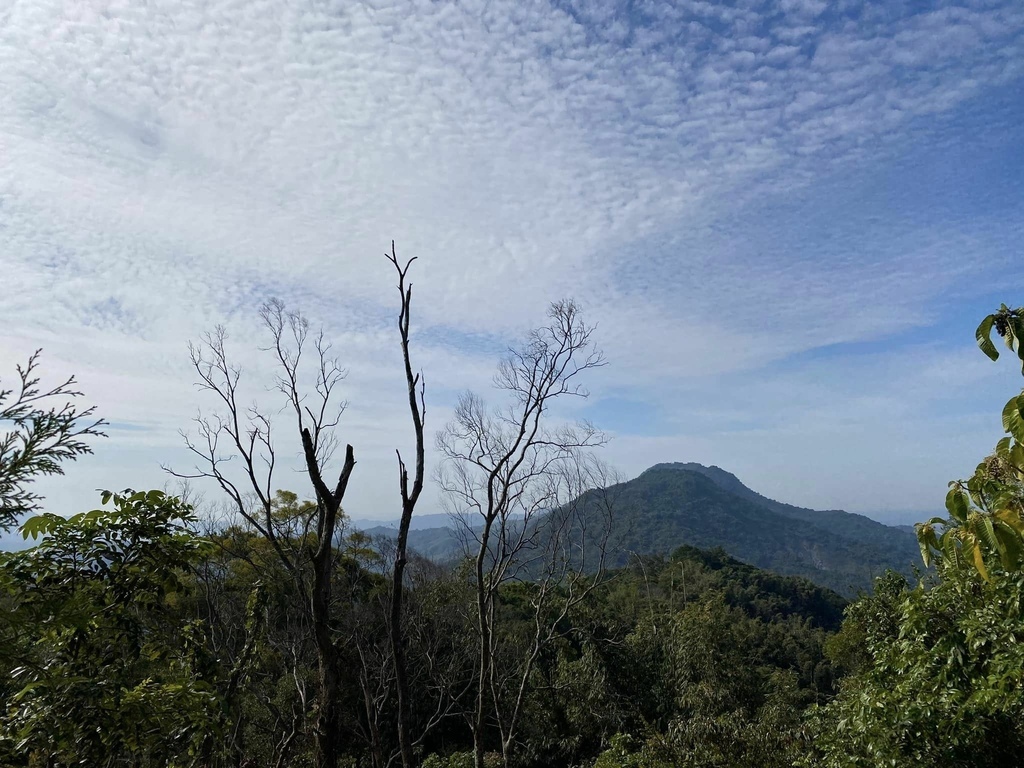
[0,351,106,527]
[435,299,615,768]
[489,456,618,768]
[169,300,354,768]
[385,243,426,768]
[170,247,430,768]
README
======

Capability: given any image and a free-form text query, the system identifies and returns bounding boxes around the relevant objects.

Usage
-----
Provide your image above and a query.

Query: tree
[171,298,355,768]
[0,490,222,767]
[0,351,106,527]
[171,247,425,768]
[190,489,330,768]
[807,303,1024,768]
[386,246,427,768]
[917,304,1024,578]
[436,299,614,768]
[803,568,1024,768]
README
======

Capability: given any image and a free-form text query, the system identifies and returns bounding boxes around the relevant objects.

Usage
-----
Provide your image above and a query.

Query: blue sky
[1,0,1023,529]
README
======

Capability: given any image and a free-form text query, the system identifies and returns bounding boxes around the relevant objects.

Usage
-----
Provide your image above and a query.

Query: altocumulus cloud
[1,0,1023,521]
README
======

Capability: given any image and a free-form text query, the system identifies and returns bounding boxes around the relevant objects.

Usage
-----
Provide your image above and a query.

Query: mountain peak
[643,461,914,546]
[645,462,760,501]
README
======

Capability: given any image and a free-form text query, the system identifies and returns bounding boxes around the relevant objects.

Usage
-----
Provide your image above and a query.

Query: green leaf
[1010,441,1024,474]
[1010,315,1024,354]
[915,523,939,567]
[1002,395,1024,441]
[976,514,999,554]
[976,315,999,361]
[20,517,42,541]
[994,506,1024,536]
[942,533,963,570]
[19,513,64,541]
[993,522,1023,570]
[996,437,1013,459]
[946,488,969,524]
[965,536,990,582]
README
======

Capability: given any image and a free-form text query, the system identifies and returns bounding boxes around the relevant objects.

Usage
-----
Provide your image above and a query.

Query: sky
[2,0,1024,533]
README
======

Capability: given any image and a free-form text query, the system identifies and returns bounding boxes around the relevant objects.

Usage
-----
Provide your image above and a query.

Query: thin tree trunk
[390,543,414,768]
[387,244,425,768]
[473,519,494,768]
[312,549,342,768]
[313,648,341,768]
[474,619,490,768]
[389,548,413,768]
[357,649,386,768]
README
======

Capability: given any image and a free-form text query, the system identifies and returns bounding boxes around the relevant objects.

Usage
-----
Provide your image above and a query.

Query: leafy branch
[917,305,1024,579]
[0,351,106,528]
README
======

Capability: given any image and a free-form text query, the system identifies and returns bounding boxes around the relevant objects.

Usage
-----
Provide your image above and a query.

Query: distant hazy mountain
[348,513,457,532]
[355,463,924,597]
[359,524,467,561]
[351,512,521,562]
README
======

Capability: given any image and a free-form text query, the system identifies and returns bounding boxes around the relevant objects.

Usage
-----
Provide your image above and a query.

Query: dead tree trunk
[171,295,361,768]
[386,243,426,768]
[304,435,355,768]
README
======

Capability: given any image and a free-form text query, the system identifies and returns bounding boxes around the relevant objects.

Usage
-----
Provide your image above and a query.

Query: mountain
[653,462,923,572]
[591,463,921,596]
[357,463,924,597]
[348,513,458,532]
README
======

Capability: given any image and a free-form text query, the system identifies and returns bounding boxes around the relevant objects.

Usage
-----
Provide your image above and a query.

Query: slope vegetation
[594,464,920,595]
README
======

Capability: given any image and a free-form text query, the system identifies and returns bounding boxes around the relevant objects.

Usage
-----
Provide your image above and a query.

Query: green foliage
[0,480,845,768]
[0,351,106,528]
[512,548,842,768]
[592,734,672,768]
[805,304,1024,768]
[804,567,1024,768]
[0,490,222,767]
[617,603,803,768]
[976,305,1024,370]
[918,304,1024,578]
[422,752,501,768]
[560,595,809,768]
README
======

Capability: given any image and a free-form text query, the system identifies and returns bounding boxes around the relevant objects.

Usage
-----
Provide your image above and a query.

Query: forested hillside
[613,463,921,595]
[656,462,921,561]
[0,500,846,768]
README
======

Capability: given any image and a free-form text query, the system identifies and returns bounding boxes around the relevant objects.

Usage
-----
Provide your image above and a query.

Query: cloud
[0,0,1022,520]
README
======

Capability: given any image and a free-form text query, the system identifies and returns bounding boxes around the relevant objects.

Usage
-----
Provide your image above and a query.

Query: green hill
[654,463,923,573]
[590,464,921,596]
[370,463,923,597]
[645,544,849,631]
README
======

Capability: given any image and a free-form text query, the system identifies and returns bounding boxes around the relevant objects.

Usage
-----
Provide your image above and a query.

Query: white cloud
[1,0,1022,520]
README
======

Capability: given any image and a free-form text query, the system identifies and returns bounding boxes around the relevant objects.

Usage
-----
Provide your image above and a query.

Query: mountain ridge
[648,462,920,559]
[360,462,923,597]
[588,465,919,595]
